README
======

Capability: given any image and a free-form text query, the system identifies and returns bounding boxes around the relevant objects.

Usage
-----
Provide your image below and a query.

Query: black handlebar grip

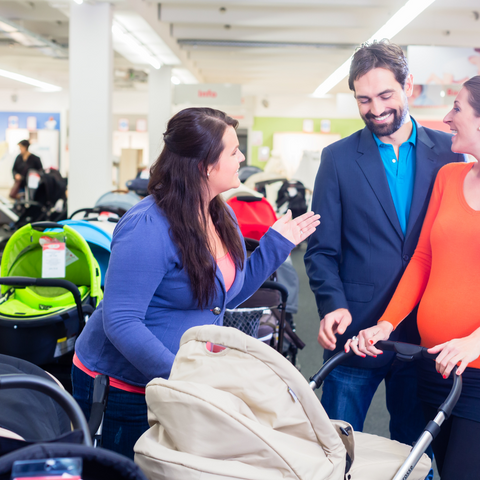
[0,277,84,323]
[31,222,65,231]
[309,349,355,389]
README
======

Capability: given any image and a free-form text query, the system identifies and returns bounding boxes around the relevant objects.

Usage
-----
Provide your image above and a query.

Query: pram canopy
[134,325,430,480]
[0,223,102,308]
[55,220,112,286]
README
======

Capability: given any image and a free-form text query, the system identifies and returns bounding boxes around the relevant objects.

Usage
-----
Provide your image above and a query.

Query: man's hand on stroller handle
[271,210,320,246]
[345,321,394,357]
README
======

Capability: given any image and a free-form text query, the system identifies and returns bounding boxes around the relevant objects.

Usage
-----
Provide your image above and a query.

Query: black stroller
[13,169,68,228]
[0,353,147,480]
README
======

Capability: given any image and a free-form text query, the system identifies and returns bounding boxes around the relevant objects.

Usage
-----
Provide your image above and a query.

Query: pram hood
[56,220,112,286]
[135,326,430,480]
[0,223,102,303]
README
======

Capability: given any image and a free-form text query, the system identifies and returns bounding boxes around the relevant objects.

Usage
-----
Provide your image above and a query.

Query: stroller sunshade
[0,224,102,365]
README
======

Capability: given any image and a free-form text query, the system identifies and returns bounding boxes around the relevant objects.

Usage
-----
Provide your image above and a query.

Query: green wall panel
[250,117,364,167]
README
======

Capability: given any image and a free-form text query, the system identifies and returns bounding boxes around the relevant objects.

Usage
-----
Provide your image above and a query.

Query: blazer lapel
[405,124,439,239]
[356,127,404,240]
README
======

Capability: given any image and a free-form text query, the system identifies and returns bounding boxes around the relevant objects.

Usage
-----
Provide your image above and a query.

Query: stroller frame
[310,341,462,480]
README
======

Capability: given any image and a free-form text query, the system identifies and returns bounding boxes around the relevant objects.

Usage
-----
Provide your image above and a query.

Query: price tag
[27,172,41,189]
[42,242,66,278]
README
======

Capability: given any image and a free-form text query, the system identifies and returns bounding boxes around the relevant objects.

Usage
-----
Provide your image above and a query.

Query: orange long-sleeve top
[379,162,480,369]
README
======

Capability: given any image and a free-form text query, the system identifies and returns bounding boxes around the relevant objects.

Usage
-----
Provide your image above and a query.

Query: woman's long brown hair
[148,107,245,308]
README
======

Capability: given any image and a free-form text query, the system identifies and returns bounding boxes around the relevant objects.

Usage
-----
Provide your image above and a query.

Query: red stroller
[227,195,277,241]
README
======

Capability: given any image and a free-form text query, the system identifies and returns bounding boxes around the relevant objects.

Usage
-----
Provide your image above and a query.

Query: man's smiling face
[353,67,413,138]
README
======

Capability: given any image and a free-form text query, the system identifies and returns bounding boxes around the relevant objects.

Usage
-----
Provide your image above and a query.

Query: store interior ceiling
[0,0,479,98]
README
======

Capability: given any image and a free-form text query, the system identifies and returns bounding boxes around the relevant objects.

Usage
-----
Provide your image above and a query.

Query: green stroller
[0,222,103,367]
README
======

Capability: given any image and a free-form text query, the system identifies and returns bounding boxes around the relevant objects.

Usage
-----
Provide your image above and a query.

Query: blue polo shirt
[373,120,416,235]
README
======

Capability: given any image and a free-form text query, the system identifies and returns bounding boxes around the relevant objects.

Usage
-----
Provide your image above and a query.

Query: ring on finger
[351,335,358,342]
[300,229,303,235]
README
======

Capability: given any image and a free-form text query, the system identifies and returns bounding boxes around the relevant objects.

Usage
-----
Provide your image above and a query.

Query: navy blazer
[305,121,465,368]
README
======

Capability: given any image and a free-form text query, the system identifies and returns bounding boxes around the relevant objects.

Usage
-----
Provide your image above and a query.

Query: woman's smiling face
[444,87,480,157]
[207,126,244,198]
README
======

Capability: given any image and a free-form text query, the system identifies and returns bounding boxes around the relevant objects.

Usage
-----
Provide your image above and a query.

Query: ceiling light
[0,68,62,92]
[72,0,83,5]
[112,23,161,70]
[171,75,180,85]
[312,0,437,97]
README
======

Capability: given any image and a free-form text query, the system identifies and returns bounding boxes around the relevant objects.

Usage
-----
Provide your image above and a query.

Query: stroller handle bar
[0,277,84,326]
[260,281,288,304]
[309,340,462,421]
[69,207,121,222]
[31,221,67,230]
[0,374,92,446]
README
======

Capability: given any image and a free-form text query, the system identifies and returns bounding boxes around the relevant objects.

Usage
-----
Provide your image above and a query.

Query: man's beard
[362,103,409,137]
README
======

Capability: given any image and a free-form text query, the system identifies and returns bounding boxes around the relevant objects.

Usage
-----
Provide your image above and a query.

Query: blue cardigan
[75,195,294,387]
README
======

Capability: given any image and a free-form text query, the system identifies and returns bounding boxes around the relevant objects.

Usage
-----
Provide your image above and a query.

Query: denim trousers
[72,365,149,460]
[321,359,434,479]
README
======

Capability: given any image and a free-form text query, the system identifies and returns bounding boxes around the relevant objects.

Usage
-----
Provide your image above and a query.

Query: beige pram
[134,326,432,480]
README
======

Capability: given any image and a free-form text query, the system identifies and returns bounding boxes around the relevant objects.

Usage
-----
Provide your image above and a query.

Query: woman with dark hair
[72,107,319,459]
[11,139,43,196]
[345,76,480,479]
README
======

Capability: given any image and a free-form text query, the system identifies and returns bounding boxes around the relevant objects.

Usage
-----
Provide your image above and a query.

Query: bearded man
[305,40,465,447]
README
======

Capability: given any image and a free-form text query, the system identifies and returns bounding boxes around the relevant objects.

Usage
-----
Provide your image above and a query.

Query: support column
[148,66,172,165]
[69,2,113,214]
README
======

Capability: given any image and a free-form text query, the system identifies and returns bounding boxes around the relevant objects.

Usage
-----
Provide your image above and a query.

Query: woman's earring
[207,172,210,178]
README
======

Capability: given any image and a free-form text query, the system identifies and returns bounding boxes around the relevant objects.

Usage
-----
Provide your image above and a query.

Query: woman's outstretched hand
[271,210,320,246]
[428,329,480,379]
[344,321,394,357]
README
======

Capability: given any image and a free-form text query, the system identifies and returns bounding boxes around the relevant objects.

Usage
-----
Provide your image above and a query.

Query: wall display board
[408,46,480,85]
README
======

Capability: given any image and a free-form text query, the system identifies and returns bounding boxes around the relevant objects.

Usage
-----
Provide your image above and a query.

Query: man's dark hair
[18,139,30,149]
[348,39,409,92]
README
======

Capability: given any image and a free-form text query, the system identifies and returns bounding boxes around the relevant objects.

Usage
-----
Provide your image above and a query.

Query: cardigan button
[403,254,409,262]
[213,307,221,315]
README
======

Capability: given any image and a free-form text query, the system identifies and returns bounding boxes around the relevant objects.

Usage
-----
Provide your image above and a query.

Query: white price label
[42,242,66,278]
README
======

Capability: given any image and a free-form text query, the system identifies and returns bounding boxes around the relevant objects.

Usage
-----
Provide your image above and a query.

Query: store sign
[174,84,242,105]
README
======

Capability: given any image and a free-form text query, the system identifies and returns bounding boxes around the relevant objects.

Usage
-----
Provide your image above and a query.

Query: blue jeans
[321,357,434,480]
[72,366,149,460]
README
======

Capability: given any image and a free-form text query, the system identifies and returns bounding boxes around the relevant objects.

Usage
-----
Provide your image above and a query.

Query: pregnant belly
[418,286,480,350]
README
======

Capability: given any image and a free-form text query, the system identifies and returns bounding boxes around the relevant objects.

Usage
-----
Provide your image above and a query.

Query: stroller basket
[223,307,265,338]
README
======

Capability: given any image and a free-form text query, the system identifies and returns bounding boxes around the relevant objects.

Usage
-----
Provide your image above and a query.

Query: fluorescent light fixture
[312,0,437,97]
[112,23,161,70]
[72,0,83,4]
[0,68,62,92]
[171,75,180,85]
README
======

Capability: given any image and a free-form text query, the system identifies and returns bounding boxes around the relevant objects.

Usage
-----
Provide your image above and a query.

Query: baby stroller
[227,195,278,241]
[0,354,147,480]
[51,219,113,287]
[0,222,103,368]
[134,326,442,480]
[126,169,150,197]
[95,190,142,217]
[276,180,308,219]
[13,169,68,228]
